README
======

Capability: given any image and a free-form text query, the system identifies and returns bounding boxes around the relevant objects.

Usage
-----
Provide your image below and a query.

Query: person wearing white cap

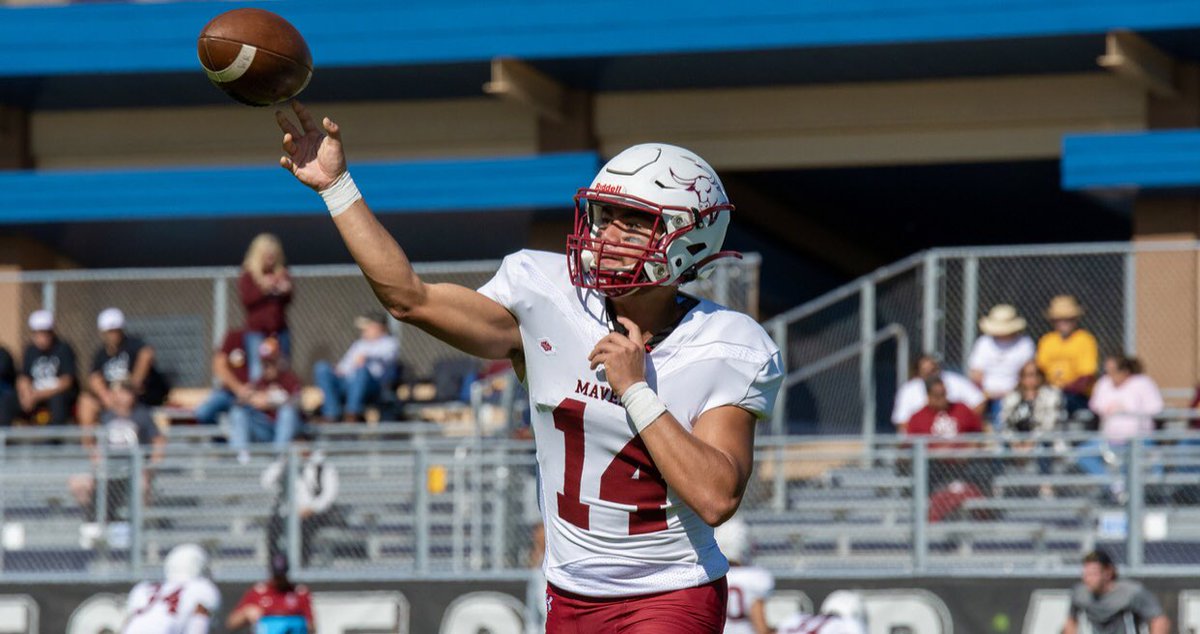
[16,309,79,427]
[78,308,170,444]
[968,304,1035,424]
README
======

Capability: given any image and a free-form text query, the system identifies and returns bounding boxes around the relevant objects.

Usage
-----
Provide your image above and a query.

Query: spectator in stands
[0,345,16,427]
[229,338,302,464]
[263,429,342,566]
[998,361,1066,437]
[78,308,169,446]
[906,376,989,445]
[68,380,165,524]
[313,311,399,423]
[240,233,293,381]
[1063,550,1169,634]
[1077,355,1163,480]
[193,329,251,426]
[16,310,78,428]
[226,553,315,634]
[906,376,988,521]
[891,354,985,434]
[1036,295,1098,415]
[968,304,1035,423]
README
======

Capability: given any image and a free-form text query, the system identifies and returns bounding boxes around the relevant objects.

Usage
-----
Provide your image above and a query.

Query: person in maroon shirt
[227,553,314,633]
[194,329,251,426]
[906,376,990,521]
[905,376,986,447]
[240,233,293,381]
[229,338,302,464]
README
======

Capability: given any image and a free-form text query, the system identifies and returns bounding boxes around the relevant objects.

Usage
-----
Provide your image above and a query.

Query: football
[197,8,312,107]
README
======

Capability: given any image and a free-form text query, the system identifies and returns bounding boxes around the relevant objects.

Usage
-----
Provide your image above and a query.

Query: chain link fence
[0,255,759,388]
[5,429,1199,581]
[766,241,1200,436]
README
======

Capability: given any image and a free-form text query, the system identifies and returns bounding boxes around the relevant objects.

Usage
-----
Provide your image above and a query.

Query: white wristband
[621,381,667,433]
[319,171,362,217]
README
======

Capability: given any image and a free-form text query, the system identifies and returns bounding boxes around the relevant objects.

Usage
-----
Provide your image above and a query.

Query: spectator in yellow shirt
[1036,295,1098,414]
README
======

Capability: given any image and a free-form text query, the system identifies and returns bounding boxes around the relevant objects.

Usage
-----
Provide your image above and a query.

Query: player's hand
[242,605,264,623]
[588,316,647,398]
[276,100,346,191]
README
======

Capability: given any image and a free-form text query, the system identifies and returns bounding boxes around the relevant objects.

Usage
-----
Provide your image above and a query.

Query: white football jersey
[776,613,866,634]
[479,250,783,598]
[122,578,220,634]
[724,565,775,634]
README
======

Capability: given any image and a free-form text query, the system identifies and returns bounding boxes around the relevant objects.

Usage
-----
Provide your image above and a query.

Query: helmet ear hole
[674,257,684,268]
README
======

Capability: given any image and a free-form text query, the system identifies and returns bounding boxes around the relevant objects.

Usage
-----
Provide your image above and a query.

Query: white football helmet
[714,517,750,564]
[567,143,739,296]
[821,590,867,625]
[164,543,208,582]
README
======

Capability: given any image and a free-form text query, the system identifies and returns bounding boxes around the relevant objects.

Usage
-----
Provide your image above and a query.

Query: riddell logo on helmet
[593,183,624,195]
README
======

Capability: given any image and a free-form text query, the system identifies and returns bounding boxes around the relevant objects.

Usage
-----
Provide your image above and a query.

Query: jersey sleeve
[186,579,222,614]
[477,251,525,311]
[743,568,775,604]
[685,341,783,420]
[1130,584,1164,621]
[126,581,153,613]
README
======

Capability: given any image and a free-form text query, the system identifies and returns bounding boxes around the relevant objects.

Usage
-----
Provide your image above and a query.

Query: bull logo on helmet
[669,160,723,210]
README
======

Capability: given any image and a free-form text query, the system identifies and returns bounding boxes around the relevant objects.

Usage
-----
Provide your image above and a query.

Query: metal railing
[765,241,1200,436]
[0,254,759,387]
[3,427,1199,582]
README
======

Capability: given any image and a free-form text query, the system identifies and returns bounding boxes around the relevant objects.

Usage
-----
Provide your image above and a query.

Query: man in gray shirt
[1064,551,1170,634]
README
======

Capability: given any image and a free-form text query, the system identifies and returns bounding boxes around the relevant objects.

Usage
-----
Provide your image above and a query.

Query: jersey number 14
[553,398,669,534]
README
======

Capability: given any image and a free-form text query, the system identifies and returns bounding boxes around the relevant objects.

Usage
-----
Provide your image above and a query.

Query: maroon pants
[545,577,727,633]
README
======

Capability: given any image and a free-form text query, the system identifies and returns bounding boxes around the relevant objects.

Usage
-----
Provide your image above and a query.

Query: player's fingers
[294,100,319,134]
[282,133,297,156]
[323,117,341,140]
[589,352,606,370]
[279,156,294,172]
[275,110,301,137]
[615,317,642,344]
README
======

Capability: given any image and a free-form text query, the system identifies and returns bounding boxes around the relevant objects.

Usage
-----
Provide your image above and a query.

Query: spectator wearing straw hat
[1036,295,1098,414]
[968,304,1035,424]
[16,310,78,428]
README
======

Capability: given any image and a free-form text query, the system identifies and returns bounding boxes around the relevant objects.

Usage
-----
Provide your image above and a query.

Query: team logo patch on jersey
[538,338,556,355]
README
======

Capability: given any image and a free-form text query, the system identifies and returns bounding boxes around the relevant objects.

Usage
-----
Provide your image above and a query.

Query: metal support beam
[1097,30,1178,98]
[484,57,567,122]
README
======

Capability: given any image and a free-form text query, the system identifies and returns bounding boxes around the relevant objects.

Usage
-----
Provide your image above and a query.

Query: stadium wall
[9,577,1200,633]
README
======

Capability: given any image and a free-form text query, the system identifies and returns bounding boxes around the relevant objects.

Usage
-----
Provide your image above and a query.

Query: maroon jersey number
[553,397,669,533]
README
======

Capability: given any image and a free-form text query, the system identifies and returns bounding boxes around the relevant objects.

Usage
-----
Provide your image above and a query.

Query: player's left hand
[588,316,647,397]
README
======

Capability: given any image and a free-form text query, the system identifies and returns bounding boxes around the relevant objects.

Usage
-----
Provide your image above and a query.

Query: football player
[121,543,220,634]
[276,101,783,633]
[776,591,868,634]
[717,517,774,634]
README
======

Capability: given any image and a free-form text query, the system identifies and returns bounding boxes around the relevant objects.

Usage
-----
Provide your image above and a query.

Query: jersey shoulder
[186,578,221,610]
[682,301,779,357]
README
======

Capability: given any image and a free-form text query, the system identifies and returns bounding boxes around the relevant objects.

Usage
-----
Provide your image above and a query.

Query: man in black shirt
[16,310,77,427]
[78,308,169,443]
[0,345,17,427]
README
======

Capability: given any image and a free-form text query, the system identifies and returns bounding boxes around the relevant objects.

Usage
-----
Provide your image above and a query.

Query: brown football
[197,8,312,107]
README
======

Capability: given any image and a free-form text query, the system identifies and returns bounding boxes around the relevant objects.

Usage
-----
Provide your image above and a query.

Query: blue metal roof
[1062,130,1200,192]
[2,0,1200,77]
[0,152,599,223]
